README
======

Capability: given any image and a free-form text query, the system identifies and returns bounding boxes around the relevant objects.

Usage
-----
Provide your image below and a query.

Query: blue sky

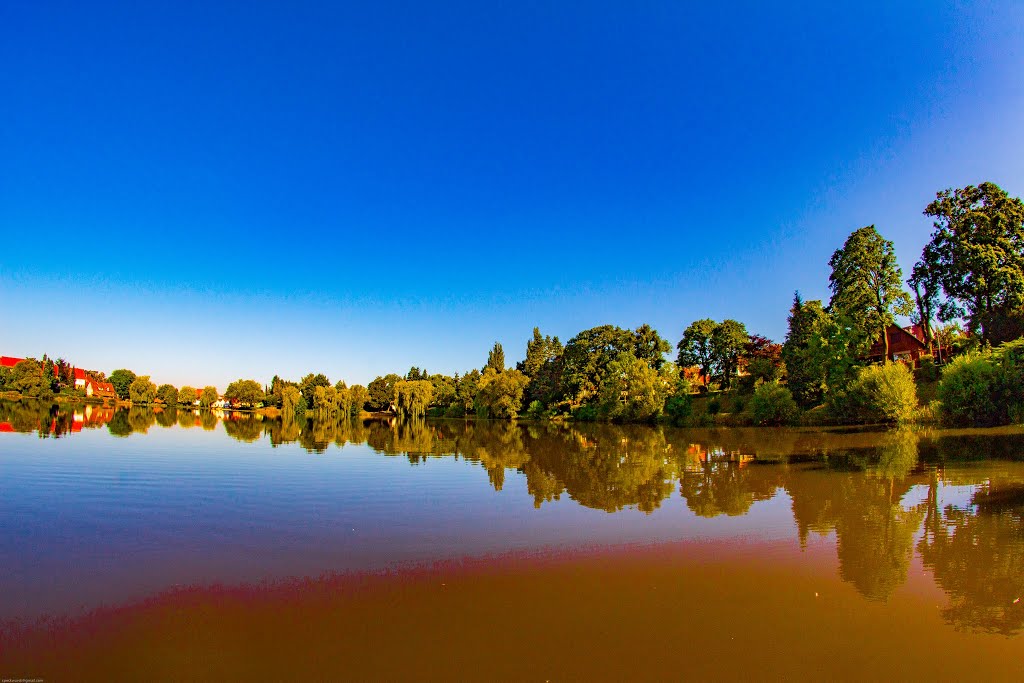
[2,1,1022,388]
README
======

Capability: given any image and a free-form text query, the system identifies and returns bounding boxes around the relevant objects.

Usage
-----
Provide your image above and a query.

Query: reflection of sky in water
[934,483,980,512]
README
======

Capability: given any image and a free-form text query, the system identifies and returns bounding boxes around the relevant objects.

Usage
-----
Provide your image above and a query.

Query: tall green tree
[299,373,330,407]
[282,386,303,415]
[224,379,265,406]
[367,373,401,411]
[782,293,831,408]
[486,342,505,373]
[200,386,219,408]
[394,379,433,418]
[156,384,178,405]
[108,369,136,400]
[177,386,198,405]
[632,323,671,369]
[475,368,530,419]
[349,384,369,415]
[676,319,717,390]
[711,319,749,389]
[828,225,913,358]
[518,327,563,406]
[560,325,637,405]
[908,242,943,353]
[597,352,673,422]
[129,376,157,404]
[921,181,1024,343]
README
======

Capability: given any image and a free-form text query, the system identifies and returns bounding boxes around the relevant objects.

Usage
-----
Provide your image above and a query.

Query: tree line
[4,181,1020,427]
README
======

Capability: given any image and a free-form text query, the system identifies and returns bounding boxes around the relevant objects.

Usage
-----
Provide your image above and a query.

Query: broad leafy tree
[921,181,1024,343]
[711,319,749,389]
[367,373,401,412]
[560,325,638,405]
[349,384,369,415]
[597,352,673,422]
[394,379,433,418]
[298,373,330,407]
[475,368,530,419]
[109,369,136,400]
[224,379,265,406]
[177,386,198,405]
[676,319,717,390]
[129,376,157,404]
[200,385,218,407]
[156,383,178,405]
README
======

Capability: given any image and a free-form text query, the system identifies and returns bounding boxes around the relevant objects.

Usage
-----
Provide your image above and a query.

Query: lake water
[1,401,1022,681]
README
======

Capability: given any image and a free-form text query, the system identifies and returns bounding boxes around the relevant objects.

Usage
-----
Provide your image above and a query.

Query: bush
[748,381,799,426]
[937,340,1024,426]
[526,400,545,420]
[938,353,1002,426]
[572,404,600,422]
[916,354,939,382]
[706,397,721,415]
[664,394,692,425]
[831,362,918,424]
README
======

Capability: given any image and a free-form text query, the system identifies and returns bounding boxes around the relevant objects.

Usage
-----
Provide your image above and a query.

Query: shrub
[937,340,1024,427]
[748,381,799,426]
[937,353,1002,426]
[706,397,722,415]
[664,394,692,425]
[916,354,939,382]
[572,404,600,422]
[526,400,545,420]
[831,362,918,424]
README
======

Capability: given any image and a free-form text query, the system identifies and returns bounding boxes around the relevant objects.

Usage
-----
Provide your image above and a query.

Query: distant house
[1,356,24,369]
[864,324,929,366]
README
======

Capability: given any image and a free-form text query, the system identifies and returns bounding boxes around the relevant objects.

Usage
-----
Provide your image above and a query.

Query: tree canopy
[828,225,912,358]
[920,181,1024,343]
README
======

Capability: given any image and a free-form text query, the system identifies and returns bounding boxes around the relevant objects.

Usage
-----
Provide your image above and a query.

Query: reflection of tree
[222,415,264,443]
[127,407,156,435]
[460,423,529,491]
[107,408,133,437]
[200,410,218,431]
[785,432,925,602]
[522,424,675,513]
[919,477,1024,635]
[177,409,196,429]
[678,458,783,517]
[155,407,177,428]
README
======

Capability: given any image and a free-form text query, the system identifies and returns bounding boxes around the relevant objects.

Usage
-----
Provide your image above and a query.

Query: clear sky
[2,1,1023,388]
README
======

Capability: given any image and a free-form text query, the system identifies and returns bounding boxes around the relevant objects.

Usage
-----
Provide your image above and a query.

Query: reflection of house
[864,325,930,366]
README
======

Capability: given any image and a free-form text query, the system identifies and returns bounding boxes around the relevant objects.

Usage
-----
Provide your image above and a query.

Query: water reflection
[2,401,1023,634]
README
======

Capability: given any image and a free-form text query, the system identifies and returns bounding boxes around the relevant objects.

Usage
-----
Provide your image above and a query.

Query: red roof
[1,356,24,368]
[74,368,88,380]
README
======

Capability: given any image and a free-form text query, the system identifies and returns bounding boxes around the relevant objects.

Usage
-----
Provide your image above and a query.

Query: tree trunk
[883,323,890,360]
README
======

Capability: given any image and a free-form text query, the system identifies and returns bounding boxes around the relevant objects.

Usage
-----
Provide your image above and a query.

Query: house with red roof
[2,355,116,398]
[862,324,941,367]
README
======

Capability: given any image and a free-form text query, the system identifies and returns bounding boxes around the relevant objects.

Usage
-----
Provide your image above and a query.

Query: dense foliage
[748,381,799,426]
[830,363,918,424]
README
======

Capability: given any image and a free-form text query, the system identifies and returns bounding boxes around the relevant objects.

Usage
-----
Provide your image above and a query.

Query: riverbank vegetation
[3,181,1022,429]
